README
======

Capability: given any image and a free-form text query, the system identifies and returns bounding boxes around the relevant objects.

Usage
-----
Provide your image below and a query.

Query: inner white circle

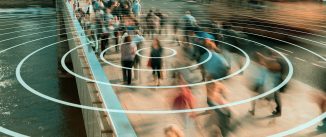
[100,40,213,72]
[135,47,177,59]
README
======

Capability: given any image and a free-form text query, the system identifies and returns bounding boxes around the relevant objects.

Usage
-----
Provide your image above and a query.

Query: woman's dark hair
[153,38,161,48]
[124,35,132,43]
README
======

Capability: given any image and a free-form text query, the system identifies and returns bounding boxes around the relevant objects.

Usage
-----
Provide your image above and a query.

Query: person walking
[120,36,137,85]
[172,74,197,137]
[154,9,167,35]
[206,82,232,137]
[132,0,141,17]
[150,38,163,86]
[258,52,283,116]
[180,10,197,43]
[199,42,230,81]
[249,52,282,116]
[132,30,145,81]
[145,10,160,39]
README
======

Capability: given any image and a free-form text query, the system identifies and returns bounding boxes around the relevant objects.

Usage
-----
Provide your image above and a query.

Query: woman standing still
[150,38,163,86]
[121,36,137,85]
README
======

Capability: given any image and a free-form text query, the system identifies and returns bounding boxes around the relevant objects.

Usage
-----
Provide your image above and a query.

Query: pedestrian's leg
[94,34,99,53]
[182,113,190,137]
[115,36,119,52]
[273,92,282,116]
[122,61,127,83]
[115,32,120,52]
[152,65,157,83]
[101,35,105,53]
[101,34,108,54]
[317,118,326,131]
[200,66,206,81]
[127,68,132,85]
[133,58,139,80]
[157,63,161,79]
[249,100,256,116]
[156,69,161,86]
[127,61,133,85]
[216,109,231,137]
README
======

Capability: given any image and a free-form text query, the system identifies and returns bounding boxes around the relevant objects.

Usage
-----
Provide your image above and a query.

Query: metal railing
[63,1,137,137]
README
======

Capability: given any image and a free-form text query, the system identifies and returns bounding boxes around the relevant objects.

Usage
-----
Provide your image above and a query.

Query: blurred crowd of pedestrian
[66,0,326,136]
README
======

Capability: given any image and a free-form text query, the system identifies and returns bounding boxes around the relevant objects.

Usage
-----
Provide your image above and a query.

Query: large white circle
[4,1,325,137]
[15,32,292,114]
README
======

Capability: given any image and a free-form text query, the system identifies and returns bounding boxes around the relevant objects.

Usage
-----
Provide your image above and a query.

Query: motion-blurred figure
[132,0,141,17]
[206,82,232,137]
[249,52,283,116]
[132,30,145,81]
[199,42,230,81]
[220,23,246,73]
[172,74,197,137]
[164,125,184,137]
[121,36,137,85]
[179,10,197,43]
[173,19,181,46]
[145,10,160,39]
[150,38,163,86]
[88,17,100,54]
[154,9,168,35]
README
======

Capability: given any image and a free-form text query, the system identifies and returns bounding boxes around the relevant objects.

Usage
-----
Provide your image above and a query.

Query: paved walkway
[100,34,326,137]
[76,0,326,136]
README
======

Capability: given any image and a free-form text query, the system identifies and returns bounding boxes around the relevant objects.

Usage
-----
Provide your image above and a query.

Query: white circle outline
[4,10,325,137]
[15,33,291,114]
[99,40,213,71]
[12,27,324,137]
[135,47,177,59]
[2,2,325,137]
[2,32,322,137]
[0,126,29,137]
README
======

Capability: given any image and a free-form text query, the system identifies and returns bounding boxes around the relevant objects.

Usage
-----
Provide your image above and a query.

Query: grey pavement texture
[76,0,326,136]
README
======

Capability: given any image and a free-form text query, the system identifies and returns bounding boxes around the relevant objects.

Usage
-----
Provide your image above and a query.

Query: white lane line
[294,57,306,62]
[312,63,326,69]
[275,46,294,53]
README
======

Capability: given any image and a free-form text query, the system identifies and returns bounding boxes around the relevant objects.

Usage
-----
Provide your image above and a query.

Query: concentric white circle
[6,1,322,135]
[1,2,325,136]
[135,47,177,59]
[15,31,293,114]
[69,36,250,88]
[7,24,323,137]
[3,3,324,137]
[0,126,29,137]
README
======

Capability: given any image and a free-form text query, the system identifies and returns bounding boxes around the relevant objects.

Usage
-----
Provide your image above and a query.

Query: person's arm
[218,82,229,101]
[131,44,137,54]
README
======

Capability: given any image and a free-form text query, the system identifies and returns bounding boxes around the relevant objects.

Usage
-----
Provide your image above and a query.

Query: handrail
[64,1,137,137]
